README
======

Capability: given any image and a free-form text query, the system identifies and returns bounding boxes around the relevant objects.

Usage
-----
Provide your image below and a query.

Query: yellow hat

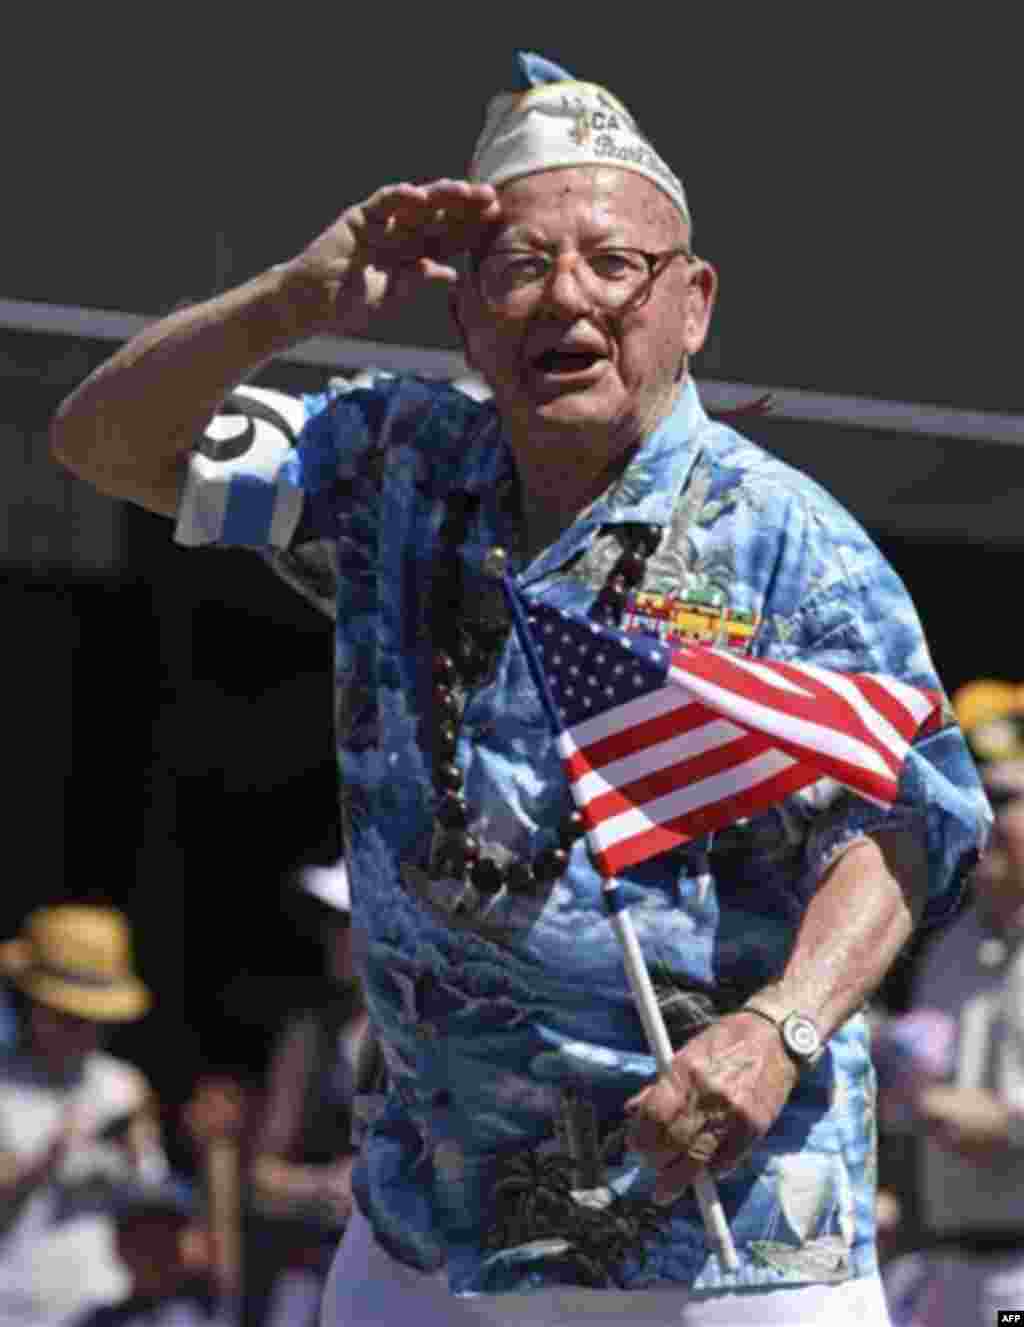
[952,679,1024,765]
[0,905,151,1023]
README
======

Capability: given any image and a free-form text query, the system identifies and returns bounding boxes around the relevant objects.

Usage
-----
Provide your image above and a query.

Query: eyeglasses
[472,245,693,312]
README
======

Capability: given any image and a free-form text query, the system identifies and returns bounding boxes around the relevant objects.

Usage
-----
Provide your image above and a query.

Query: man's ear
[682,260,718,356]
[449,287,478,373]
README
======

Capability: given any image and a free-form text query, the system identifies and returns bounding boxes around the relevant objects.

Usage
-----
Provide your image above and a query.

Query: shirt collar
[458,376,707,506]
[581,376,709,528]
[456,377,709,584]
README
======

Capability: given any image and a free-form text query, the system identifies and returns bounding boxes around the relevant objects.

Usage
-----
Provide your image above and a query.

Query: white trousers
[321,1207,893,1327]
[884,1248,1024,1326]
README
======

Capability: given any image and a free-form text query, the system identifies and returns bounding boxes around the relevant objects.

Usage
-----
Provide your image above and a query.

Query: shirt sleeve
[758,502,991,931]
[174,384,311,551]
[173,373,413,618]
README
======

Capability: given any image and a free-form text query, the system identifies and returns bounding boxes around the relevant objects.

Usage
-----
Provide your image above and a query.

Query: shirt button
[416,1021,437,1041]
[432,1089,452,1108]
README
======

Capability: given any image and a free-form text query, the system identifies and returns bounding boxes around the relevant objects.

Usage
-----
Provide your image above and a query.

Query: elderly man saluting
[52,51,987,1327]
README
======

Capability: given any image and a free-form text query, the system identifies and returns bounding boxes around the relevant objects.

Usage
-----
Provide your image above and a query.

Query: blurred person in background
[0,904,168,1326]
[878,682,1024,1325]
[180,1074,255,1325]
[247,862,380,1327]
[72,1183,227,1327]
[871,1007,957,1324]
[77,1074,255,1327]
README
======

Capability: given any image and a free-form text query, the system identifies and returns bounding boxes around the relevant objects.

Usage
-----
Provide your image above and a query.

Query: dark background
[1,7,1020,1104]
[4,8,1019,414]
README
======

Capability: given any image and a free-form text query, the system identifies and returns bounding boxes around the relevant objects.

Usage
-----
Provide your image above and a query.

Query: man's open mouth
[531,349,605,375]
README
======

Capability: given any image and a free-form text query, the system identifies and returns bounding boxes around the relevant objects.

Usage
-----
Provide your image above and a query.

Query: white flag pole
[605,882,739,1271]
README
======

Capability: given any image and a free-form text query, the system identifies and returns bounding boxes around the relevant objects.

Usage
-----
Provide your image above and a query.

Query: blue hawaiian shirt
[177,375,989,1298]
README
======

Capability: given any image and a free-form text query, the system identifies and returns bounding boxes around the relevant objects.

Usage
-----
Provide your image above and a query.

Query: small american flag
[504,588,942,877]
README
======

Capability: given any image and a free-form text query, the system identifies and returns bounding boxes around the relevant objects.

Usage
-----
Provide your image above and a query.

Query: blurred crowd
[872,680,1024,1326]
[4,679,1024,1327]
[0,861,377,1327]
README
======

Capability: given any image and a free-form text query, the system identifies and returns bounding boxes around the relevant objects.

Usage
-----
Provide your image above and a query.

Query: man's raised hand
[279,179,501,338]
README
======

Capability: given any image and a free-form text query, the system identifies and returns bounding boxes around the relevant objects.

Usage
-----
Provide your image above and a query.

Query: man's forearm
[50,181,503,518]
[754,828,927,1040]
[50,264,302,515]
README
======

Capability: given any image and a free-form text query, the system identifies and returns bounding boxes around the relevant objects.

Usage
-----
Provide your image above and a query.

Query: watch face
[783,1014,821,1061]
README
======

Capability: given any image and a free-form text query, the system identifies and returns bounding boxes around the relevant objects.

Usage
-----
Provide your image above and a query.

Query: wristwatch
[742,1000,825,1071]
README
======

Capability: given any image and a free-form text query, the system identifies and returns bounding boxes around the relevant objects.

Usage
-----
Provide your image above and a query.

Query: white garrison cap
[469,52,690,227]
[297,859,351,914]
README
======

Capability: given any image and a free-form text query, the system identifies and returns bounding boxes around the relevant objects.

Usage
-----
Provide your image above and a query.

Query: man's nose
[539,252,594,314]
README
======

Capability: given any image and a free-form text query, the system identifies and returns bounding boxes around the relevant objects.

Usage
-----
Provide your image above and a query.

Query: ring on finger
[686,1129,723,1165]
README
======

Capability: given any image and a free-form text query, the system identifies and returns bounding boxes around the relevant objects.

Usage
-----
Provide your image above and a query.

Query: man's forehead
[493,165,687,242]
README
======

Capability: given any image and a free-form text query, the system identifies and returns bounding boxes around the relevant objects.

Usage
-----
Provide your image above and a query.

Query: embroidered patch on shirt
[621,589,760,654]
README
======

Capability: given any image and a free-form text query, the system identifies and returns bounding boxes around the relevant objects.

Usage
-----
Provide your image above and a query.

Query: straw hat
[0,905,151,1023]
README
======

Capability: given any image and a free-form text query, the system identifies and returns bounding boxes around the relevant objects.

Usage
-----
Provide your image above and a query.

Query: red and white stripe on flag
[559,643,941,877]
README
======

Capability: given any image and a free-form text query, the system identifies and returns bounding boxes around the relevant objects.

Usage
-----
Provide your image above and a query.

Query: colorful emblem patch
[621,589,760,654]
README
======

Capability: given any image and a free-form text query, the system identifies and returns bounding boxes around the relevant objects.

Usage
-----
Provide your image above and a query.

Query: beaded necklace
[423,487,661,903]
